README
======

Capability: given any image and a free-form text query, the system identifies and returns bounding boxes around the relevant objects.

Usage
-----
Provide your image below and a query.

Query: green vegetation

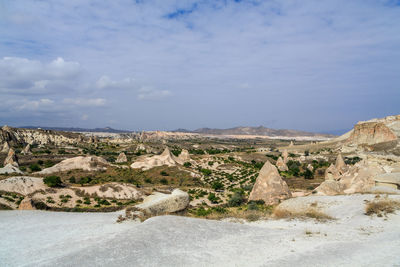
[43,176,62,187]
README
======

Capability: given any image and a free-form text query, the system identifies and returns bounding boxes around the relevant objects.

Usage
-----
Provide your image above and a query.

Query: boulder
[4,148,18,166]
[134,189,189,216]
[37,156,109,174]
[314,180,344,196]
[116,152,128,163]
[249,160,292,205]
[276,157,288,172]
[0,163,23,174]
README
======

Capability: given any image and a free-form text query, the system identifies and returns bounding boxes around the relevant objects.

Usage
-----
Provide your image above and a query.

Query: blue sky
[0,0,399,132]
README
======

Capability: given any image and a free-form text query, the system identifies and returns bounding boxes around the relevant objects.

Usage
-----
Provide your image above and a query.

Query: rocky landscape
[1,115,400,266]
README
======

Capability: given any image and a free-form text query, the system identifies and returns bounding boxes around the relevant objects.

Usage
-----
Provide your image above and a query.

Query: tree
[212,181,224,191]
[43,176,62,187]
[303,169,314,179]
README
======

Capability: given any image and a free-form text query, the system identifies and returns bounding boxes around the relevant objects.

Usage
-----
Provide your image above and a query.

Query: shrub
[44,160,55,168]
[201,168,212,176]
[69,176,76,183]
[160,178,168,185]
[79,176,92,185]
[43,176,62,187]
[303,169,314,179]
[196,207,212,216]
[29,163,41,172]
[212,181,224,191]
[183,162,192,167]
[160,171,169,176]
[37,160,44,165]
[207,193,219,204]
[365,200,400,217]
[228,191,245,207]
[144,178,152,184]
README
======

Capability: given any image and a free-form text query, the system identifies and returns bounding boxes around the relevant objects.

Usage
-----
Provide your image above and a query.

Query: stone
[0,176,47,195]
[18,198,35,210]
[335,153,348,173]
[38,156,110,174]
[1,142,10,153]
[134,189,189,216]
[249,160,291,205]
[116,152,128,163]
[22,144,32,155]
[4,148,18,167]
[282,149,289,163]
[307,164,314,172]
[325,164,341,180]
[174,149,191,164]
[276,157,288,171]
[131,147,177,170]
[314,180,344,196]
[374,173,400,189]
[0,163,23,174]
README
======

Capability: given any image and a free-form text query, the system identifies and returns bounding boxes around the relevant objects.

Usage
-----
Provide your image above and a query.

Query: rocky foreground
[1,194,400,267]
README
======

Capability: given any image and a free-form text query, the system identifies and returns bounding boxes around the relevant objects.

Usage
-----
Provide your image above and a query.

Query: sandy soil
[1,194,400,266]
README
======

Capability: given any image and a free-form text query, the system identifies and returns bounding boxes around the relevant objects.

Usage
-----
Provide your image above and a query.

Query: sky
[0,0,399,133]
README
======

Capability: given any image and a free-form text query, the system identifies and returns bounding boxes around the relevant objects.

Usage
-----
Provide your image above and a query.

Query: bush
[228,191,245,207]
[196,207,212,216]
[44,160,55,168]
[79,176,92,185]
[43,176,62,187]
[69,176,76,183]
[303,169,314,179]
[183,162,192,167]
[212,181,224,191]
[207,193,219,204]
[144,178,152,184]
[160,171,169,176]
[160,178,168,185]
[29,163,41,172]
[201,168,212,176]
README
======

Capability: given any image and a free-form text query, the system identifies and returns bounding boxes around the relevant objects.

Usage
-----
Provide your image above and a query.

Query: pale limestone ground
[1,194,400,266]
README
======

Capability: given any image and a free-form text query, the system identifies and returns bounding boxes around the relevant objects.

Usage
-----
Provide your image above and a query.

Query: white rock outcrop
[116,152,128,163]
[0,176,47,195]
[134,189,189,216]
[249,160,292,205]
[38,156,110,174]
[0,163,23,174]
[131,147,177,170]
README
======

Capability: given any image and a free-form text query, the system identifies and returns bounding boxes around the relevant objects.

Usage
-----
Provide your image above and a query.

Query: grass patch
[273,207,334,222]
[365,199,400,217]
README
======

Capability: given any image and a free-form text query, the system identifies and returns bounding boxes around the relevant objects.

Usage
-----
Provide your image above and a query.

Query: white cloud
[17,98,55,111]
[63,98,106,107]
[137,87,172,100]
[96,75,135,90]
[0,57,81,95]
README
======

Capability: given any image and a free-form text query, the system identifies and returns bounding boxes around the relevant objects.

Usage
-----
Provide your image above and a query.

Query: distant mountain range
[20,126,131,133]
[173,126,336,138]
[19,125,337,138]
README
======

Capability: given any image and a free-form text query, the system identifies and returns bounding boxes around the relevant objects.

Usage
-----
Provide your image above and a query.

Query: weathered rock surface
[174,149,191,164]
[134,189,189,216]
[249,160,291,204]
[37,156,110,174]
[374,173,400,189]
[131,147,177,170]
[276,157,288,171]
[3,148,18,166]
[282,149,289,163]
[1,141,10,153]
[74,183,144,200]
[325,154,348,180]
[0,163,23,174]
[116,152,128,163]
[21,144,32,155]
[18,198,35,210]
[0,176,47,195]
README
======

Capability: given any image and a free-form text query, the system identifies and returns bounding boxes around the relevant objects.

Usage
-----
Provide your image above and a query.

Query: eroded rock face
[134,189,189,216]
[0,164,23,174]
[348,122,397,146]
[74,183,144,200]
[131,147,177,170]
[38,156,110,174]
[1,142,10,153]
[174,149,191,165]
[0,176,47,195]
[4,148,18,166]
[282,149,289,163]
[22,144,32,155]
[18,198,35,210]
[116,152,128,163]
[325,154,348,180]
[249,160,291,205]
[276,157,288,172]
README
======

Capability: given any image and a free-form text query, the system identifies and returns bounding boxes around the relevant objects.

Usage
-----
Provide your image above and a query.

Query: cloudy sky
[1,0,399,133]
